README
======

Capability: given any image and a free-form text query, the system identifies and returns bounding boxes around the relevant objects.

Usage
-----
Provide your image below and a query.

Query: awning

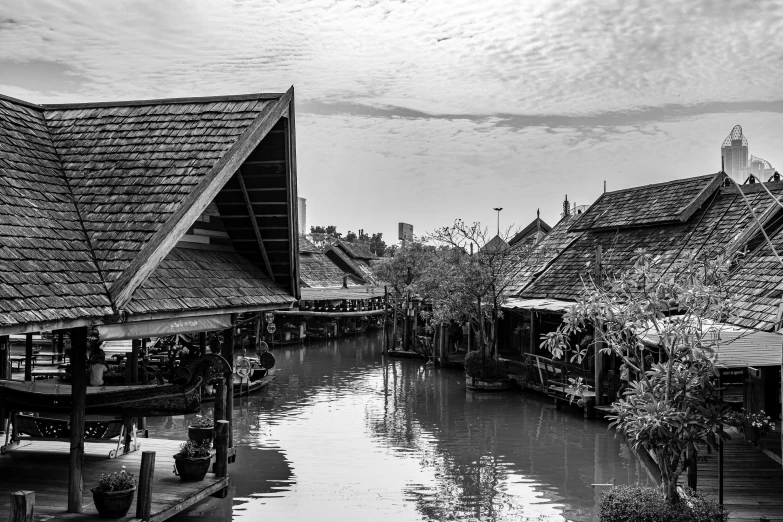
[502,298,575,313]
[641,318,782,368]
[97,314,232,341]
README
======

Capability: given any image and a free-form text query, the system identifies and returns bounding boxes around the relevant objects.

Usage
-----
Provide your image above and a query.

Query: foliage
[177,440,212,459]
[369,232,387,257]
[310,225,341,238]
[464,350,508,380]
[189,414,214,429]
[542,251,735,503]
[726,408,775,443]
[94,466,137,492]
[598,485,727,522]
[371,241,441,298]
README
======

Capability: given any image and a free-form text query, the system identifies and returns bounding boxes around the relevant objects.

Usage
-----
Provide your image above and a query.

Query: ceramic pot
[91,487,135,518]
[188,426,213,444]
[174,455,212,481]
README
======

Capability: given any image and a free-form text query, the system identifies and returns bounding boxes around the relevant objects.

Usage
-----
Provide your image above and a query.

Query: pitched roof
[298,236,362,288]
[0,90,299,333]
[508,215,552,247]
[480,234,509,253]
[570,173,724,231]
[325,245,378,285]
[336,240,378,260]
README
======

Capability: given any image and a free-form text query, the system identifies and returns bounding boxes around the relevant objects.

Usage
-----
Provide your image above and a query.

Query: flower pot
[174,454,212,481]
[91,487,135,518]
[188,426,213,444]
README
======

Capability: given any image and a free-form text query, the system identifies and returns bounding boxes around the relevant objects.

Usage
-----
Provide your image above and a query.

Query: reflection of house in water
[500,173,782,437]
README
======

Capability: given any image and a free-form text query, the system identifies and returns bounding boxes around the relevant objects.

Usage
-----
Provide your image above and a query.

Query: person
[89,353,109,386]
[619,358,632,397]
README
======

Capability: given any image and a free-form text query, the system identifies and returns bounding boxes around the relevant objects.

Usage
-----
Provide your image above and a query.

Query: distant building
[297,197,306,236]
[721,125,749,183]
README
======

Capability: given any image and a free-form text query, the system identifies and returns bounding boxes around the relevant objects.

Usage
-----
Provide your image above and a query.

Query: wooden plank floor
[680,427,783,522]
[0,438,228,522]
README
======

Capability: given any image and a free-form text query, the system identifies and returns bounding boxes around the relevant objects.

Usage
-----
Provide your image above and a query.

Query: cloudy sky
[2,0,782,243]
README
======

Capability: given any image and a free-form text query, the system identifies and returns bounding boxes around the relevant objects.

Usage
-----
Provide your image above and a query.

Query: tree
[542,251,734,504]
[345,230,357,242]
[370,232,387,257]
[310,225,341,238]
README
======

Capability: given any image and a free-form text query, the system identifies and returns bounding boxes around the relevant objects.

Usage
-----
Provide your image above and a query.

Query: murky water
[149,332,649,522]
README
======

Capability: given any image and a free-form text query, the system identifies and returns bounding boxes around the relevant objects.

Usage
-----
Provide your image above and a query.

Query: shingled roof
[510,172,783,333]
[298,236,361,288]
[0,89,300,334]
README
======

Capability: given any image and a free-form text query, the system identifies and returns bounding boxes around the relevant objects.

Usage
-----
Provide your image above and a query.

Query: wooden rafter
[237,167,276,283]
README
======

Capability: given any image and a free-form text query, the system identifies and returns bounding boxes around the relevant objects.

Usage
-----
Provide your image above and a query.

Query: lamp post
[493,207,503,236]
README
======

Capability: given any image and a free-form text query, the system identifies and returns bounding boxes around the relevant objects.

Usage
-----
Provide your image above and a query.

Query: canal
[150,332,651,522]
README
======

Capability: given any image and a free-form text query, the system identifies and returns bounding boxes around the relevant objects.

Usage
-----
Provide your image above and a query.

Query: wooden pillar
[199,332,207,357]
[383,286,389,354]
[594,246,603,406]
[0,335,9,379]
[10,491,34,522]
[214,420,229,478]
[68,326,88,513]
[392,295,398,351]
[24,333,33,382]
[130,339,140,384]
[222,316,235,450]
[136,451,155,520]
[687,446,697,490]
[57,332,64,362]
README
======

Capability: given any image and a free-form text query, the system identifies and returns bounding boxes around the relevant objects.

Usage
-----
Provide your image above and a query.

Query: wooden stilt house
[0,88,301,514]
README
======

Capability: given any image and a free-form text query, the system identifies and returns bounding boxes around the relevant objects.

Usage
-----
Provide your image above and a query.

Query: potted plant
[464,351,512,391]
[727,408,775,447]
[188,414,214,445]
[174,440,212,481]
[91,466,137,518]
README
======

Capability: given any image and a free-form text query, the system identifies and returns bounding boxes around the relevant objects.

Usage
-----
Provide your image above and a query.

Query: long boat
[0,354,230,416]
[386,349,426,360]
[201,368,280,401]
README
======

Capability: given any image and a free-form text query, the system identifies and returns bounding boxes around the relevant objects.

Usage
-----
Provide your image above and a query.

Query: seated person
[139,357,166,385]
[89,354,109,386]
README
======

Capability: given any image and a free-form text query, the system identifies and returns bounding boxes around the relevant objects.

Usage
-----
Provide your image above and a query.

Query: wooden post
[9,491,34,522]
[687,446,697,490]
[68,326,87,513]
[199,332,207,357]
[594,246,603,407]
[392,294,399,351]
[412,301,418,352]
[214,420,229,478]
[136,451,155,520]
[57,332,64,362]
[0,335,9,379]
[383,286,389,354]
[130,339,140,384]
[223,316,235,452]
[24,333,32,382]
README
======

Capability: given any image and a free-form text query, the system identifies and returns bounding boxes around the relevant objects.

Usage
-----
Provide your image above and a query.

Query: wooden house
[0,88,301,513]
[502,172,782,427]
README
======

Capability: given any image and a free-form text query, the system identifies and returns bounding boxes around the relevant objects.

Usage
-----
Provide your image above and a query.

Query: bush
[177,440,211,459]
[464,351,508,380]
[94,467,137,492]
[598,485,726,522]
[189,414,214,429]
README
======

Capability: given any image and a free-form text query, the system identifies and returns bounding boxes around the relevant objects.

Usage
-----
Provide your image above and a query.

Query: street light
[493,208,503,236]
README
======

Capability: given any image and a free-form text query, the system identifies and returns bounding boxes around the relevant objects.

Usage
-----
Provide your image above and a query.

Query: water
[149,332,650,522]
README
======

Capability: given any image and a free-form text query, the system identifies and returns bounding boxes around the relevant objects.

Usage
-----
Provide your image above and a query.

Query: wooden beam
[120,302,295,323]
[0,335,8,379]
[286,94,301,300]
[224,315,235,453]
[237,168,275,283]
[9,491,34,522]
[108,87,295,310]
[24,333,32,382]
[68,326,88,513]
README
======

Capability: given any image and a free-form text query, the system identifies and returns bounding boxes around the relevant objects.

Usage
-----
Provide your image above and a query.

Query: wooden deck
[679,427,783,521]
[0,438,228,522]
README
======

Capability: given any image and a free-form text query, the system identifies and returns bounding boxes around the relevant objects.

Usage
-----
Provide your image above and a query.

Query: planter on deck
[174,454,212,481]
[91,487,135,518]
[188,426,214,444]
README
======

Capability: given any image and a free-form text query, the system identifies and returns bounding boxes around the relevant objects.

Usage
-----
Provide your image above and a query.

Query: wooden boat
[387,349,426,360]
[201,368,280,401]
[0,354,230,416]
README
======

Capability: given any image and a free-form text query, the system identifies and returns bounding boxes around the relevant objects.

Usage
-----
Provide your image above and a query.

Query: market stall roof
[0,89,301,334]
[640,318,782,368]
[502,297,575,313]
[300,286,386,301]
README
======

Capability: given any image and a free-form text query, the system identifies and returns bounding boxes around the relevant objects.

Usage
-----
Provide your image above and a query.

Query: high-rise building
[721,125,749,183]
[297,197,307,236]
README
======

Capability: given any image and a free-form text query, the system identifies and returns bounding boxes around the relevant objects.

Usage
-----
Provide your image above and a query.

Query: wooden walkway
[0,438,228,522]
[679,427,783,522]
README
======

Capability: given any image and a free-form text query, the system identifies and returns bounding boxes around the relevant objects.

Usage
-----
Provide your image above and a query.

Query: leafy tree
[542,251,734,503]
[370,232,387,257]
[345,230,358,242]
[310,225,341,238]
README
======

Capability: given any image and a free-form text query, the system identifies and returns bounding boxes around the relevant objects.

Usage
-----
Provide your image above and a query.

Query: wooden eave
[108,87,295,310]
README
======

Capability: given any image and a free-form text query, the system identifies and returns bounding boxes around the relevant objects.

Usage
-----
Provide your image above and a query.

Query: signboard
[97,314,232,341]
[267,323,277,334]
[398,222,413,242]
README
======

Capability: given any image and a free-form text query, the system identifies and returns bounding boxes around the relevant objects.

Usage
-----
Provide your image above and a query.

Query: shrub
[464,351,508,380]
[177,440,212,459]
[94,467,137,492]
[189,414,214,429]
[598,485,727,522]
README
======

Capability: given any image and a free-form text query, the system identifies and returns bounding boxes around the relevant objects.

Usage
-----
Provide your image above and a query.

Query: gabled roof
[570,173,724,231]
[480,235,509,253]
[335,240,378,260]
[298,237,362,288]
[0,90,299,333]
[325,244,378,285]
[508,215,552,247]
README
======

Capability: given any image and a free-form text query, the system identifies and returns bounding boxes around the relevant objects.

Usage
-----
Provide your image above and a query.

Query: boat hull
[387,350,425,360]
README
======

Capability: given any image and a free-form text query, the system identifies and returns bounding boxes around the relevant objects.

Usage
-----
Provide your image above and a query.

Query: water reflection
[151,333,648,522]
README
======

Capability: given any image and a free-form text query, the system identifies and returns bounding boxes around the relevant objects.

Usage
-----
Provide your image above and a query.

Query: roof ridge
[40,109,116,312]
[0,93,44,110]
[42,92,284,110]
[603,173,718,196]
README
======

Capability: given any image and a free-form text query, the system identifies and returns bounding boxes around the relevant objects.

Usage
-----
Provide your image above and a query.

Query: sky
[1,0,783,244]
